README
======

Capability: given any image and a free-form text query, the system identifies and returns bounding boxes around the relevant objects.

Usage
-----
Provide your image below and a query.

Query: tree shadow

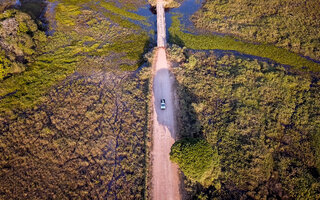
[153,67,202,139]
[153,66,203,199]
[168,31,185,47]
[139,37,155,67]
[19,0,47,19]
[175,80,202,139]
[13,0,50,32]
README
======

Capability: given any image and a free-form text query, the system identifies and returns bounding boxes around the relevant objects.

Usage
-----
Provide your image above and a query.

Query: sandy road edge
[147,48,158,200]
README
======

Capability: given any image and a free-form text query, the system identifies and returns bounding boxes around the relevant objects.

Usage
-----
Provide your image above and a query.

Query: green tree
[170,138,220,187]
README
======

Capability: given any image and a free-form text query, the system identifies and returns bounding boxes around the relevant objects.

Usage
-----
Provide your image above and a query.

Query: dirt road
[151,47,181,200]
[151,0,181,199]
[157,1,166,47]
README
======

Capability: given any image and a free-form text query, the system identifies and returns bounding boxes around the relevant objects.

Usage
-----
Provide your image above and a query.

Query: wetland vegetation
[0,0,151,114]
[0,70,151,199]
[169,16,320,72]
[192,0,320,61]
[169,46,320,199]
[167,1,320,198]
[0,0,152,199]
[1,0,320,199]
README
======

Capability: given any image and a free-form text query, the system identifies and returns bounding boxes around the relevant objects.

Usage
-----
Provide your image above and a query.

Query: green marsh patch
[192,0,320,61]
[100,2,146,21]
[169,16,320,72]
[171,48,320,199]
[0,1,150,115]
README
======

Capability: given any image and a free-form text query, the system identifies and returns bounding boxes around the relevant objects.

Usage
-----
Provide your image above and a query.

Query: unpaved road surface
[151,47,181,200]
[157,1,166,47]
[151,0,181,199]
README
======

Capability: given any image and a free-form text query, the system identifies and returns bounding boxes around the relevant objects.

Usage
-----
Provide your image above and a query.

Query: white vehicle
[160,99,166,110]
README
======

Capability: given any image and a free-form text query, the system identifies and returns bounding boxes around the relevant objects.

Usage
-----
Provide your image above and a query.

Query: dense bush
[172,49,320,199]
[192,0,320,61]
[167,44,186,63]
[170,138,220,187]
[0,70,150,199]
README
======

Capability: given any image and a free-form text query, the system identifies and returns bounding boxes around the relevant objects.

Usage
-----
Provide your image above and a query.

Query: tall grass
[169,16,320,72]
[0,1,150,115]
[100,2,146,21]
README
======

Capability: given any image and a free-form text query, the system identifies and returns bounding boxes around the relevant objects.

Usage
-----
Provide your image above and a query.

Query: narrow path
[157,1,166,47]
[151,1,181,200]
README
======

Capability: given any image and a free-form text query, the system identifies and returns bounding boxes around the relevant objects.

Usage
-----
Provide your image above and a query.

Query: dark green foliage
[170,138,220,187]
[192,0,320,61]
[0,70,150,199]
[172,49,320,199]
[167,44,186,63]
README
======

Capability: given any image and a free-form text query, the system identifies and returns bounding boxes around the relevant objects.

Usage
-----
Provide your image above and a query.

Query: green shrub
[174,51,320,199]
[167,44,186,63]
[170,138,220,187]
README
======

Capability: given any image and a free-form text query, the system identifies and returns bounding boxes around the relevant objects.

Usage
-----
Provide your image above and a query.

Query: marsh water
[10,0,204,44]
[134,0,204,42]
[166,0,204,33]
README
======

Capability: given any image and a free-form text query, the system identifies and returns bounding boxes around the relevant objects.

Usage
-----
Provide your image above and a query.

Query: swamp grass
[169,15,320,72]
[0,1,153,198]
[100,2,146,21]
[0,70,151,199]
[0,1,151,115]
[171,48,320,199]
[191,0,320,61]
